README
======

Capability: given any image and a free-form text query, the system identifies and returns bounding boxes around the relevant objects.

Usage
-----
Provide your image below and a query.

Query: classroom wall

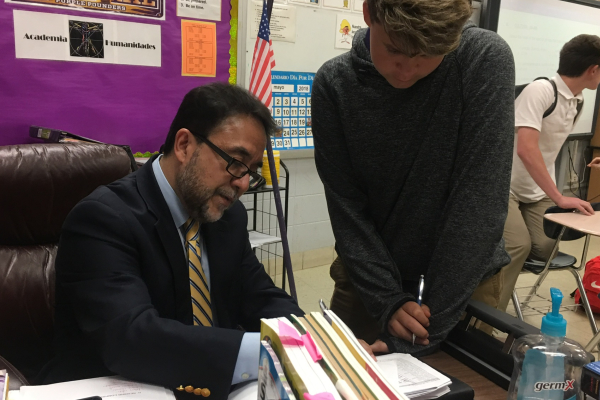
[284,157,335,269]
[0,0,231,152]
[242,155,335,273]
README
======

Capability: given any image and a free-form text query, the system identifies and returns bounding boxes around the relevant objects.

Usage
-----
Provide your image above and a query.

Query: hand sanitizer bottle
[507,288,593,400]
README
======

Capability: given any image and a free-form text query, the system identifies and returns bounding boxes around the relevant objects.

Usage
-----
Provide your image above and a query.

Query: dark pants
[329,256,419,345]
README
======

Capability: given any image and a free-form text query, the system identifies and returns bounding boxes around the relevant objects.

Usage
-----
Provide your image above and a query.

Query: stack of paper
[9,376,175,400]
[376,354,451,400]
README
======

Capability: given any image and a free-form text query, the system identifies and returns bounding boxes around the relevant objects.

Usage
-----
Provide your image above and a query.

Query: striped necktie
[184,218,213,326]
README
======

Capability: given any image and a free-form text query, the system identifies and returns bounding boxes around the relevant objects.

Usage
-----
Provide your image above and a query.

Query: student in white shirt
[497,34,600,313]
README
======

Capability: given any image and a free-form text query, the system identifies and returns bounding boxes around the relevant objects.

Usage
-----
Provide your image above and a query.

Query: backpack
[515,77,558,119]
[574,256,600,313]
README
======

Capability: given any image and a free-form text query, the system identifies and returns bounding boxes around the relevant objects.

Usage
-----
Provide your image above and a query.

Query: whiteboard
[497,0,600,135]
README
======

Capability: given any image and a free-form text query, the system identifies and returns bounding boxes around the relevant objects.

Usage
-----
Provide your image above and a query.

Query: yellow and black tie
[184,218,213,326]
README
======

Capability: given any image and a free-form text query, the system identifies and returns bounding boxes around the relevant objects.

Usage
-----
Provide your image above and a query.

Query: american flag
[249,0,276,108]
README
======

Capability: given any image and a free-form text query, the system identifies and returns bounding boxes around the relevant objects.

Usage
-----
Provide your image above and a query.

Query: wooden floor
[421,351,508,400]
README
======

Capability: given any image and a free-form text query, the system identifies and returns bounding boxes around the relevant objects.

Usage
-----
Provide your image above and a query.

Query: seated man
[40,83,303,399]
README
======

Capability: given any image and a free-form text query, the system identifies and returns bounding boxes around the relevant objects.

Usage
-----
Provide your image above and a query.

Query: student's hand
[588,157,600,169]
[387,302,431,345]
[358,339,389,361]
[556,196,595,216]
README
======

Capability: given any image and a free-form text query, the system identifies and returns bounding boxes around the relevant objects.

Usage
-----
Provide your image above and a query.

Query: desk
[228,350,508,400]
[421,351,507,400]
[543,211,600,352]
[544,212,600,236]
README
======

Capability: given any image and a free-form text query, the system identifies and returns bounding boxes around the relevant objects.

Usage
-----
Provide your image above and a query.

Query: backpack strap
[541,78,558,118]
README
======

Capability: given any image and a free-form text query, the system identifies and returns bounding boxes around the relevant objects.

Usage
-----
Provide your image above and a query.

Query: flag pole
[262,0,298,302]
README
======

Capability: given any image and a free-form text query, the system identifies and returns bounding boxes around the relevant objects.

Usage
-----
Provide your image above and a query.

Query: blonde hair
[366,0,472,57]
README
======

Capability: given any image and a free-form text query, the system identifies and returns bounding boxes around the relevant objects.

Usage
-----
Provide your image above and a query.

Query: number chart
[271,71,314,150]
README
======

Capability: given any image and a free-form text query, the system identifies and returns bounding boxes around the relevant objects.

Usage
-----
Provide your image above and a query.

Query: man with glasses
[42,83,303,398]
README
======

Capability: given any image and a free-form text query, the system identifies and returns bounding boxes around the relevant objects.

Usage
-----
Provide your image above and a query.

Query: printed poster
[323,0,349,11]
[288,0,319,8]
[335,13,366,49]
[251,1,296,43]
[270,71,314,150]
[6,0,164,19]
[177,0,221,21]
[13,10,161,67]
[181,20,216,77]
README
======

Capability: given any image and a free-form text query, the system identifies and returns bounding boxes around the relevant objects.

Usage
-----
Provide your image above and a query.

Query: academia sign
[13,10,161,67]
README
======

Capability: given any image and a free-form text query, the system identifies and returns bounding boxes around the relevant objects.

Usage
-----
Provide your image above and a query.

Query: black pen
[76,397,102,400]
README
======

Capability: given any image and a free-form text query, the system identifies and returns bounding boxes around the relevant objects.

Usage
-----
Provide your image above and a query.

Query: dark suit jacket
[41,156,303,400]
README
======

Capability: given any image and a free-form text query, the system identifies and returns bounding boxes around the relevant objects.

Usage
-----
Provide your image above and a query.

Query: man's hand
[588,157,600,169]
[556,196,594,216]
[387,302,431,345]
[358,339,389,361]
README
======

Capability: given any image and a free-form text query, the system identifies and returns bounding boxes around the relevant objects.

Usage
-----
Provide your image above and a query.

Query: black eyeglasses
[192,132,262,180]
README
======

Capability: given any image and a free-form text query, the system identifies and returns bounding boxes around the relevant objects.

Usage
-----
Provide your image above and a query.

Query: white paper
[177,0,221,21]
[251,1,297,42]
[334,13,367,49]
[228,381,258,400]
[412,386,451,400]
[248,231,282,249]
[17,376,175,400]
[13,10,161,67]
[376,353,451,398]
[323,0,350,11]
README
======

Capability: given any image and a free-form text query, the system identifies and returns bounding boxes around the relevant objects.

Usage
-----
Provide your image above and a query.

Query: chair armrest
[0,355,28,390]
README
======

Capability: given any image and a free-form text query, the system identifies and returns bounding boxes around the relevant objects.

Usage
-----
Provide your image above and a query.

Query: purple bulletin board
[0,0,232,152]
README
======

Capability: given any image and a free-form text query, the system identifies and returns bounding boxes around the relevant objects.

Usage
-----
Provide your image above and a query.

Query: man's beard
[176,149,238,223]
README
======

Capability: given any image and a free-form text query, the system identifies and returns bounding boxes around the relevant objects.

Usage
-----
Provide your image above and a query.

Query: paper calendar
[271,71,314,150]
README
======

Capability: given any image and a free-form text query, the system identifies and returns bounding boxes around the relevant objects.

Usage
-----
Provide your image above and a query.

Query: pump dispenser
[507,288,593,400]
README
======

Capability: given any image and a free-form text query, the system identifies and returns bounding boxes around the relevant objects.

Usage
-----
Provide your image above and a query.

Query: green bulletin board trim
[229,0,238,85]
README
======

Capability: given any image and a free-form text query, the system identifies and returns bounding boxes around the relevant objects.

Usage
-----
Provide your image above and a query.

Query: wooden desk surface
[545,212,600,236]
[421,351,508,400]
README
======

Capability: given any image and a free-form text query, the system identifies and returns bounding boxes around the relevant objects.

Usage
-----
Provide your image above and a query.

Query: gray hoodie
[312,23,515,354]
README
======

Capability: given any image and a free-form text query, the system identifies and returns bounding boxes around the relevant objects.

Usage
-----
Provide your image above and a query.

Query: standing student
[312,0,515,354]
[497,34,600,313]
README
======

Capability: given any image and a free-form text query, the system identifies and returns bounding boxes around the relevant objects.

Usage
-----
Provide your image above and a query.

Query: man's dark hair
[163,83,276,155]
[558,34,600,78]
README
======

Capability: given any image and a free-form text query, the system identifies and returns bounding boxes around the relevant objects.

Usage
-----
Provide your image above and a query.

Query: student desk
[421,351,507,400]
